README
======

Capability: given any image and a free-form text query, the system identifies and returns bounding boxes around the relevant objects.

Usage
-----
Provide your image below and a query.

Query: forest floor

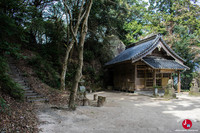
[38,91,200,133]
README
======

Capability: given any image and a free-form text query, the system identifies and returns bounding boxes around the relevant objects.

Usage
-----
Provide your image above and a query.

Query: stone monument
[164,79,176,98]
[189,78,200,95]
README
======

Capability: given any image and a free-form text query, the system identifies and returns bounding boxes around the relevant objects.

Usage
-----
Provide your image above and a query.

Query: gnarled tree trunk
[60,0,86,90]
[60,41,74,90]
[68,0,93,110]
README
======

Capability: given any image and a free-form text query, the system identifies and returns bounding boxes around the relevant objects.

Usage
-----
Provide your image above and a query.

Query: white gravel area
[38,91,200,133]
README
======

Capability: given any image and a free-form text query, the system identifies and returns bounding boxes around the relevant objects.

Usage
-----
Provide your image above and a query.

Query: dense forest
[1,0,200,131]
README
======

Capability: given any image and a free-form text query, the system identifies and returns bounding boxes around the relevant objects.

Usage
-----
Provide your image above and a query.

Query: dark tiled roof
[105,35,160,66]
[142,56,189,70]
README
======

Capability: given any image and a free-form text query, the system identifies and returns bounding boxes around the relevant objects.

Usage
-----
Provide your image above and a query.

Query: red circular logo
[182,119,192,129]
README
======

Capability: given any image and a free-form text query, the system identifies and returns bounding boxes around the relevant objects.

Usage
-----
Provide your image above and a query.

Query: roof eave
[141,59,190,71]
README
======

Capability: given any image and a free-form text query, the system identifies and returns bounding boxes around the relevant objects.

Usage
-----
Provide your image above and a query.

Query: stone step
[25,90,34,93]
[27,98,47,102]
[18,82,26,86]
[25,92,38,96]
[27,95,43,99]
[8,57,48,103]
[19,84,27,87]
[23,87,31,90]
[16,80,25,83]
[10,68,19,72]
[10,75,21,79]
[10,66,17,69]
[13,79,24,82]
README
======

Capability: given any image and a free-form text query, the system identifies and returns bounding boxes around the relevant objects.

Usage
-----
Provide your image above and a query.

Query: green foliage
[83,50,95,62]
[28,55,60,88]
[83,66,95,77]
[89,0,131,40]
[172,25,200,89]
[0,41,23,58]
[124,20,148,44]
[0,57,24,100]
[65,64,77,83]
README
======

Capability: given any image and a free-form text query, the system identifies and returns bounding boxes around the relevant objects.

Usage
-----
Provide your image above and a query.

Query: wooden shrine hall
[105,34,189,92]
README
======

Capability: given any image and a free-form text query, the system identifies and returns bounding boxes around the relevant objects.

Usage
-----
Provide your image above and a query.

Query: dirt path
[37,91,200,133]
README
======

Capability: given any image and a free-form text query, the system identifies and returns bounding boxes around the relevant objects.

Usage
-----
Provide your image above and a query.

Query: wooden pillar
[177,71,181,93]
[134,64,137,89]
[153,70,156,87]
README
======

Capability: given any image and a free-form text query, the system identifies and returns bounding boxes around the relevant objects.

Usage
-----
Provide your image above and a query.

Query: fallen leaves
[0,93,39,132]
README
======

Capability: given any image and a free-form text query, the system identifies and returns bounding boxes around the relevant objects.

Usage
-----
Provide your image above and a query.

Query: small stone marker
[94,94,97,101]
[97,96,106,107]
[164,79,176,98]
[82,91,90,106]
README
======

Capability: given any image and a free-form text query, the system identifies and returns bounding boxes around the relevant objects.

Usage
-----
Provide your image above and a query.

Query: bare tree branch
[63,0,78,46]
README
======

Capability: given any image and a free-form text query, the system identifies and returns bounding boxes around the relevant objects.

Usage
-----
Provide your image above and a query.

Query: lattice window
[146,70,153,78]
[146,79,153,87]
[156,79,161,86]
[137,70,145,78]
[156,73,161,78]
[163,73,171,78]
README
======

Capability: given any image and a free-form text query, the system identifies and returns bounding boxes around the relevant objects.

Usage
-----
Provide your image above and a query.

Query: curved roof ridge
[104,34,187,67]
[105,35,160,66]
[126,34,158,49]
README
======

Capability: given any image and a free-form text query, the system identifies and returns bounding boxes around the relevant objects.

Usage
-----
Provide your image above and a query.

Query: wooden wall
[112,61,174,91]
[113,62,135,92]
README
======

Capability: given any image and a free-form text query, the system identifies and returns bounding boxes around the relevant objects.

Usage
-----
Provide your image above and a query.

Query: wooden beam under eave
[177,71,181,93]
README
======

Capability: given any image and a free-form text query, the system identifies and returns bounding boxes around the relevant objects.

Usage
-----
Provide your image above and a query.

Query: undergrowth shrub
[83,50,95,62]
[28,55,60,88]
[0,57,24,100]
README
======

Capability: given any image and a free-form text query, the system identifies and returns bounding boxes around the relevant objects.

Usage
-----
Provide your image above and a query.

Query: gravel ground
[38,91,200,133]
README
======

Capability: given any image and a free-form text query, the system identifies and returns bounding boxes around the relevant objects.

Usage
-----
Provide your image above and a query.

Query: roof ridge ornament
[157,44,162,51]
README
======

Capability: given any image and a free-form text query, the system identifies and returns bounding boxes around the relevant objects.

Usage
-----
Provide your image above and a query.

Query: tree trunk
[60,41,74,90]
[68,41,84,109]
[60,0,86,90]
[68,0,93,110]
